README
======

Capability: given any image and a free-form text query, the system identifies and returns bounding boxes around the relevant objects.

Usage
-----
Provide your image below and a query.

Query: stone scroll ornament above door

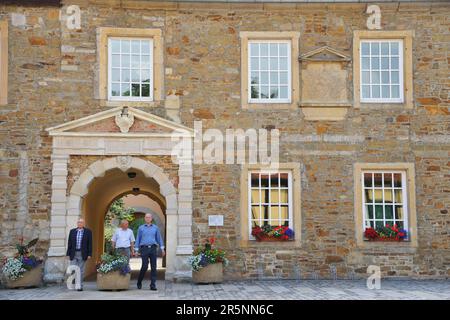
[299,46,352,121]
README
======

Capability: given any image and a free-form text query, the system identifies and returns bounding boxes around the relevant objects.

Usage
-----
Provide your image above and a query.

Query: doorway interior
[104,193,166,279]
[82,167,167,280]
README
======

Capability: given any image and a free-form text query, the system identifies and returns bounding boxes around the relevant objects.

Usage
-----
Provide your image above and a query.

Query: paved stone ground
[0,280,449,300]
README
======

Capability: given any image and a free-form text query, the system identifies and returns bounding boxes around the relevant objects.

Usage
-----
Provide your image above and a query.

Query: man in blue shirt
[135,213,165,290]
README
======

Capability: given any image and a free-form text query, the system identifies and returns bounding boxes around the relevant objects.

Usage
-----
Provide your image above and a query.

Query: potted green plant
[96,253,131,291]
[188,237,228,284]
[1,238,43,288]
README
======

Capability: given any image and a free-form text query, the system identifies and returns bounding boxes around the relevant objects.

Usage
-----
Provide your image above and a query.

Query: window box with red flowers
[364,224,408,242]
[251,225,295,242]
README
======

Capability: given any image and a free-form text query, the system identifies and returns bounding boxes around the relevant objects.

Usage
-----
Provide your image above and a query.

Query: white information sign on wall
[208,215,224,227]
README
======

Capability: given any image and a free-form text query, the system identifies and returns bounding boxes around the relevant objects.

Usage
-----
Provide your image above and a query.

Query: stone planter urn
[192,263,223,284]
[4,264,43,289]
[96,271,131,291]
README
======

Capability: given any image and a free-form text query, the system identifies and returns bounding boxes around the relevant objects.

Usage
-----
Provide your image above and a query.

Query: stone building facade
[0,0,449,282]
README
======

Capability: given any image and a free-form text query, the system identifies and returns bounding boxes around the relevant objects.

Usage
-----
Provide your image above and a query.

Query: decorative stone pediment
[299,46,351,63]
[46,106,194,137]
[299,46,352,121]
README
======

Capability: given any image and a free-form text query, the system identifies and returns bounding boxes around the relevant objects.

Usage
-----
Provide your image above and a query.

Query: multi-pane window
[362,171,408,234]
[360,40,403,103]
[248,40,291,103]
[108,38,153,101]
[249,171,293,236]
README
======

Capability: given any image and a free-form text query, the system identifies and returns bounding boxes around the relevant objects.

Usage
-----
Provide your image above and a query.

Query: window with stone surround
[108,38,153,101]
[240,32,300,110]
[240,163,301,247]
[362,171,408,233]
[360,40,404,103]
[248,40,291,103]
[353,31,414,109]
[97,27,163,107]
[354,163,418,248]
[249,171,293,233]
[0,20,7,105]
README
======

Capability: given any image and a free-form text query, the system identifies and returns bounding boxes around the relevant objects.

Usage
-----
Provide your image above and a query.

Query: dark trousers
[137,245,157,287]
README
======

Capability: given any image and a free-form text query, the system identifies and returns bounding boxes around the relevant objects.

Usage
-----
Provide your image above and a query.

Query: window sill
[357,102,413,110]
[358,238,417,250]
[99,99,159,108]
[0,101,14,108]
[360,100,404,104]
[239,239,300,248]
[242,101,298,110]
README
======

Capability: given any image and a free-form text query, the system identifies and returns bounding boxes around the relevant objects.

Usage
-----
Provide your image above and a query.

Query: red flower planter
[254,235,290,242]
[364,226,407,242]
[366,237,404,242]
[252,226,294,242]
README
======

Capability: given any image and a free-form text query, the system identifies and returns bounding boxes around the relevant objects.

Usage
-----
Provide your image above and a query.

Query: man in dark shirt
[67,218,92,291]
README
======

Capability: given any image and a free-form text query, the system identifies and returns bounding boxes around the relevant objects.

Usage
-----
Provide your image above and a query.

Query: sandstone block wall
[0,1,448,279]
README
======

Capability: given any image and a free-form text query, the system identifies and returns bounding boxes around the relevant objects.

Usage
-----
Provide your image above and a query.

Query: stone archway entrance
[43,107,194,283]
[75,160,171,278]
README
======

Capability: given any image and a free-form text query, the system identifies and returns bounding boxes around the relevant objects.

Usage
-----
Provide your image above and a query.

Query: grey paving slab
[0,279,449,300]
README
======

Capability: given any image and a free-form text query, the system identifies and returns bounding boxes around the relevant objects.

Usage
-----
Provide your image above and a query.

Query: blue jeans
[137,245,157,288]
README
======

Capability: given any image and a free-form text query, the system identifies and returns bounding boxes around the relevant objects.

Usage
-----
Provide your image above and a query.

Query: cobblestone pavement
[0,279,449,300]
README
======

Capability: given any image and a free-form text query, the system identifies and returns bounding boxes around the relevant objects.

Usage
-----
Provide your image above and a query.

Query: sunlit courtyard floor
[0,278,449,300]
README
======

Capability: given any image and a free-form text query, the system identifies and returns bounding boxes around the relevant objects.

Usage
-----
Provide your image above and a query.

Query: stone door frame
[44,107,194,282]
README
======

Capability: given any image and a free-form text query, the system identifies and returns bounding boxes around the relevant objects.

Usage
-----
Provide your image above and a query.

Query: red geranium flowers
[364,224,408,241]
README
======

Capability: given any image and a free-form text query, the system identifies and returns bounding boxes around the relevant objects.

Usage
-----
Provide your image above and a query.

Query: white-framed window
[362,171,409,235]
[360,40,404,103]
[248,40,291,103]
[248,171,293,237]
[108,37,153,101]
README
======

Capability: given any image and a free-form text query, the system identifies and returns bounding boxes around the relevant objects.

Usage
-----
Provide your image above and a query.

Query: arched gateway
[43,106,194,282]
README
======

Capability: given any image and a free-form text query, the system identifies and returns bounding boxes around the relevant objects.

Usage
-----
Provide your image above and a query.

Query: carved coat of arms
[115,107,135,133]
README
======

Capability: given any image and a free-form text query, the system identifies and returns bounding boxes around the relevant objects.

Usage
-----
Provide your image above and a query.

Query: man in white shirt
[112,220,135,260]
